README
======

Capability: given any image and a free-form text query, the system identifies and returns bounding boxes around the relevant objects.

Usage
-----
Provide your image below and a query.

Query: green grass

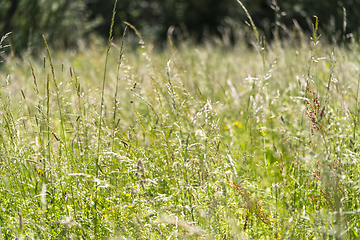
[1,18,360,239]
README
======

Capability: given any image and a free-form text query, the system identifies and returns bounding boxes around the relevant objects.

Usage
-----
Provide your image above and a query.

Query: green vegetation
[2,0,359,54]
[1,9,360,240]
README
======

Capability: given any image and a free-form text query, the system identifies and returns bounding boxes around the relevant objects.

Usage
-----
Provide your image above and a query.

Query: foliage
[87,0,241,42]
[0,0,99,54]
[1,0,360,55]
[84,0,360,44]
[264,0,360,40]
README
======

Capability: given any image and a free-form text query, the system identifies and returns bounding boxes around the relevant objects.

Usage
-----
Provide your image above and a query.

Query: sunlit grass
[0,22,360,239]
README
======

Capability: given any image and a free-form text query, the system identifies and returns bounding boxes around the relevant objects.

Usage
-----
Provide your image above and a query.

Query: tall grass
[0,12,360,239]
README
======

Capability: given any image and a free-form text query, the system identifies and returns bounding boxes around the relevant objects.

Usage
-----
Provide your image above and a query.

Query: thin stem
[112,26,127,151]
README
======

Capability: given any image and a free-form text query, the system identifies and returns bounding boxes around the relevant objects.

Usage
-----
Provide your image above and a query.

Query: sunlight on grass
[0,13,360,239]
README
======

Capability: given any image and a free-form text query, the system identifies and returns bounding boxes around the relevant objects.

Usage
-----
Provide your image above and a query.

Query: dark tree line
[1,0,359,54]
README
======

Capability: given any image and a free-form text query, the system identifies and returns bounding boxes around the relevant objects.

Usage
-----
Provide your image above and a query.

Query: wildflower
[126,193,131,197]
[234,121,243,128]
[224,125,229,130]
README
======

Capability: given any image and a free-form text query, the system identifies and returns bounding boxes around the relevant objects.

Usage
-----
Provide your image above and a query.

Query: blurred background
[1,0,359,55]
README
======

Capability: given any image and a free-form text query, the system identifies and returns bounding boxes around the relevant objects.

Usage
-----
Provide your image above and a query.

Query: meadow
[1,13,360,239]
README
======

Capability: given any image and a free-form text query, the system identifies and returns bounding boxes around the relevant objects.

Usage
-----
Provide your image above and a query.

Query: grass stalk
[112,26,127,151]
[236,0,266,73]
[97,0,118,175]
[42,35,67,159]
